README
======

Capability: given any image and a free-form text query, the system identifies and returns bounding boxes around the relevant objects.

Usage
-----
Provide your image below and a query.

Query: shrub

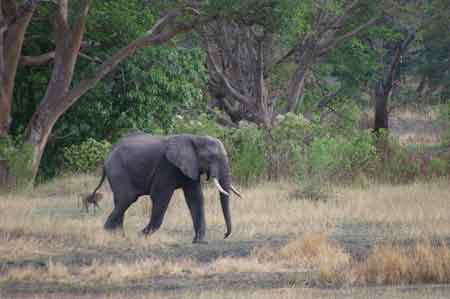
[305,132,377,183]
[442,102,450,146]
[171,113,227,140]
[269,113,314,180]
[227,127,267,184]
[63,138,111,173]
[0,137,33,189]
[429,157,449,177]
[375,131,422,183]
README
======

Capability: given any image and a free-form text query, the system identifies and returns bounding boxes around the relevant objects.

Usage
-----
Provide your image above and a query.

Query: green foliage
[227,127,267,184]
[306,132,377,182]
[0,137,33,188]
[62,139,111,173]
[375,130,421,183]
[429,157,449,178]
[10,1,208,181]
[418,0,450,93]
[171,113,226,139]
[441,102,450,146]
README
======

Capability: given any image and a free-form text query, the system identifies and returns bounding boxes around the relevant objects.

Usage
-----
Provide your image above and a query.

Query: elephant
[90,133,241,243]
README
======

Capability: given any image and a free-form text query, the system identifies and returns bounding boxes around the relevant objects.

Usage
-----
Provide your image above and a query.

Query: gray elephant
[91,133,241,243]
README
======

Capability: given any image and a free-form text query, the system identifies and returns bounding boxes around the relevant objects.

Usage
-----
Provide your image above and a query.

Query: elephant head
[165,134,240,238]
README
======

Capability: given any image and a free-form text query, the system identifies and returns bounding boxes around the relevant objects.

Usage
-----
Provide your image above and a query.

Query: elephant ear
[165,135,199,180]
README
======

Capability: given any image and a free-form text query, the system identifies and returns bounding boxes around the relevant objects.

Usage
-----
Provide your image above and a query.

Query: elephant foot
[192,237,207,244]
[141,226,156,236]
[104,221,123,232]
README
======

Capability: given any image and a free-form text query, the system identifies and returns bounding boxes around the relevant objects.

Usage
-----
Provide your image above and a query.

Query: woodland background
[0,0,449,188]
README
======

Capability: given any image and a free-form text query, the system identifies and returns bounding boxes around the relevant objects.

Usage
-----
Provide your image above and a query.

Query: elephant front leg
[183,183,206,244]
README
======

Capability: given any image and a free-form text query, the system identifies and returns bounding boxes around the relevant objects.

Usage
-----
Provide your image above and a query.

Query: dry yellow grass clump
[353,241,450,285]
[254,232,351,284]
[1,259,70,283]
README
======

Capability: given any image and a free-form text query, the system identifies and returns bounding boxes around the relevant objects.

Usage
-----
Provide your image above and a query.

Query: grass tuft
[354,240,450,285]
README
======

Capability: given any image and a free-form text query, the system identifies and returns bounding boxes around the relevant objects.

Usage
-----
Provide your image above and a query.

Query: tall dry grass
[352,240,450,285]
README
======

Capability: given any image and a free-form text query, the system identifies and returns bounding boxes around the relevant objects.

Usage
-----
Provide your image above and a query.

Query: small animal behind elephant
[78,192,104,213]
[90,133,241,243]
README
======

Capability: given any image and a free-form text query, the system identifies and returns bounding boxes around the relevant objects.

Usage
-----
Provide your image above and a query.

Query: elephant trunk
[219,159,232,239]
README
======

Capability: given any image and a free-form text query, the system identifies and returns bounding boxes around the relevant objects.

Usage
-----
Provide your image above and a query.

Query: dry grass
[353,240,450,285]
[3,177,450,242]
[79,258,194,283]
[254,232,349,268]
[1,258,71,283]
[2,174,450,294]
[254,232,351,284]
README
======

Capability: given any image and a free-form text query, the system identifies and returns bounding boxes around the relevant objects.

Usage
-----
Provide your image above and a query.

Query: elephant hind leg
[104,193,137,231]
[142,189,174,235]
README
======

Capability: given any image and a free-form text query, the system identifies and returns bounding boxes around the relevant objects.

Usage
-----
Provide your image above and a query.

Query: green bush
[442,102,450,146]
[171,113,227,140]
[63,138,111,173]
[268,113,314,179]
[374,131,421,183]
[306,132,377,182]
[167,110,446,186]
[227,127,267,184]
[429,157,449,177]
[0,137,33,188]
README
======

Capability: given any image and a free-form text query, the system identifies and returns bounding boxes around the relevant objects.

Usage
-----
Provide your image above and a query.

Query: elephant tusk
[230,184,242,198]
[213,178,229,196]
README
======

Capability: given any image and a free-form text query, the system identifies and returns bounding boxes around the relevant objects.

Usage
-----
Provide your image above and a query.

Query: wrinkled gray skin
[91,133,233,243]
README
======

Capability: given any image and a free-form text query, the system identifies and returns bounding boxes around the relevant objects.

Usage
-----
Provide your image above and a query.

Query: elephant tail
[91,166,106,197]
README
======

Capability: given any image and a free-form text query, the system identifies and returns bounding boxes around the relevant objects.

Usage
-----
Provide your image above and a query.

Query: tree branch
[55,0,69,34]
[71,0,92,50]
[0,0,48,31]
[317,15,380,56]
[57,12,210,113]
[205,45,253,108]
[20,51,55,66]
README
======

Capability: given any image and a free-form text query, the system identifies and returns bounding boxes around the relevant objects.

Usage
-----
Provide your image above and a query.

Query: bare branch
[268,44,298,69]
[317,16,380,56]
[145,10,180,36]
[20,51,55,66]
[205,45,253,108]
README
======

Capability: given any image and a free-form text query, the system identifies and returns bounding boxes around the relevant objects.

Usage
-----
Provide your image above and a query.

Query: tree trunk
[24,104,60,179]
[373,83,389,133]
[0,3,35,189]
[283,64,308,113]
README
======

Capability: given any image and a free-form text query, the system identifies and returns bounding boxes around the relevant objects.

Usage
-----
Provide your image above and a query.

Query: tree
[0,0,209,187]
[373,31,415,132]
[202,0,394,129]
[416,0,450,101]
